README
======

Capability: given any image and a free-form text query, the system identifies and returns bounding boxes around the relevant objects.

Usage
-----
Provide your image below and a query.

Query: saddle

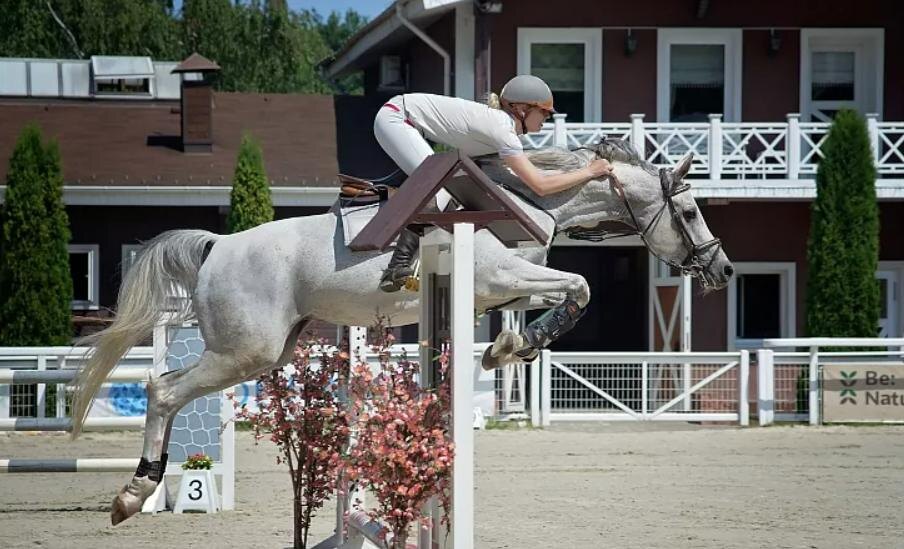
[338,173,397,202]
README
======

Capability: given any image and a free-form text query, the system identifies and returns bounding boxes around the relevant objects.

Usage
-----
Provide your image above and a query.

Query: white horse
[70,139,732,524]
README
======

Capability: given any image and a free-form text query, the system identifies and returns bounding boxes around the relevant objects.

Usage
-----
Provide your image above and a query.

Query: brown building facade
[326,0,904,351]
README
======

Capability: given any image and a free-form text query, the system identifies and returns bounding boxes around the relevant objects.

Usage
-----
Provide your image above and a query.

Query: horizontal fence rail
[526,113,904,181]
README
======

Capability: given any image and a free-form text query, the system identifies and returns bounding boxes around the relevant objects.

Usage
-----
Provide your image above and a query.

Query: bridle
[565,151,723,282]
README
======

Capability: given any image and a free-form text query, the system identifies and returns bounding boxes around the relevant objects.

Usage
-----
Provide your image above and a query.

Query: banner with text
[823,364,904,422]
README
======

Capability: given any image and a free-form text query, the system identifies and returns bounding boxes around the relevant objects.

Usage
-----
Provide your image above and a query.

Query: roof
[172,53,221,74]
[323,0,466,78]
[0,93,339,187]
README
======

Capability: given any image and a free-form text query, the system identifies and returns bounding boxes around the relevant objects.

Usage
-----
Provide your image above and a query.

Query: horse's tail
[69,230,220,439]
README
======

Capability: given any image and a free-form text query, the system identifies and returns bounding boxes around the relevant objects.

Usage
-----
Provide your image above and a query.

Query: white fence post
[36,355,46,419]
[786,113,800,180]
[738,350,749,426]
[756,349,775,426]
[641,361,648,418]
[866,113,880,166]
[708,114,722,180]
[55,355,66,418]
[530,355,541,427]
[552,113,567,148]
[809,345,820,426]
[540,349,551,427]
[630,113,645,158]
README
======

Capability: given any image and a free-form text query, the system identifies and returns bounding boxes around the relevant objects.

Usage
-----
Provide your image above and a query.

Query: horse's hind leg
[111,349,252,525]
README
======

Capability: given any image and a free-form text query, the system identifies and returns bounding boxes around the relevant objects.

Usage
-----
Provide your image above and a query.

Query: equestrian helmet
[500,74,556,113]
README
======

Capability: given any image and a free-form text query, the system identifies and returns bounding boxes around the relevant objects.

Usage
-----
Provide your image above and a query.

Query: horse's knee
[568,276,590,308]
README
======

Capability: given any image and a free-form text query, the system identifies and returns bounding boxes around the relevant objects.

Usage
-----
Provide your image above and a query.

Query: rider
[374,74,613,292]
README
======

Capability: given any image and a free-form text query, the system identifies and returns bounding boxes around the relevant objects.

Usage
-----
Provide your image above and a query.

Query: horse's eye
[683,209,697,221]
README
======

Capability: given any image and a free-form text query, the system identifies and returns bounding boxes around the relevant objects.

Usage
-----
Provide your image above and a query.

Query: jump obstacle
[319,151,545,549]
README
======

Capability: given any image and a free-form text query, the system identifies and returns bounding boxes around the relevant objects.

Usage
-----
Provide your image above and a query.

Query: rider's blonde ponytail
[486,92,501,109]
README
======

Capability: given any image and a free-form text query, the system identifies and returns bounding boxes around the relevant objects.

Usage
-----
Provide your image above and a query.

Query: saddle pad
[339,200,382,248]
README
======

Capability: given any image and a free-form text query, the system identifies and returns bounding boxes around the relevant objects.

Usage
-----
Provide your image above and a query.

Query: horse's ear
[673,152,694,180]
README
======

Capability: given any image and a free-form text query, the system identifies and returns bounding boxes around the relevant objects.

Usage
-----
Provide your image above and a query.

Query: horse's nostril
[724,265,734,277]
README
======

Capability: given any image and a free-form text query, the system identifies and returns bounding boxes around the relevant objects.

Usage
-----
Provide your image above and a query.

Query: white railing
[532,350,749,426]
[0,346,154,420]
[758,338,904,426]
[527,113,904,179]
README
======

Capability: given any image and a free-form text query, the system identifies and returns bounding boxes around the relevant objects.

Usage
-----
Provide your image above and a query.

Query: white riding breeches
[374,98,452,210]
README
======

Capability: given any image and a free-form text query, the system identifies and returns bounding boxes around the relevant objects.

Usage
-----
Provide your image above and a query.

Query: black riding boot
[379,227,420,293]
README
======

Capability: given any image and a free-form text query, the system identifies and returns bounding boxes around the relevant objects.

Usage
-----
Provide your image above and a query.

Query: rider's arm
[503,154,612,197]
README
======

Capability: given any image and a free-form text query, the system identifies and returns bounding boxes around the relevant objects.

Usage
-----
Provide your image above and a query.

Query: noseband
[565,159,722,281]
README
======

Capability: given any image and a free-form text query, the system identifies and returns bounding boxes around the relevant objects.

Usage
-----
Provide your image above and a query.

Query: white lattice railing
[525,113,904,180]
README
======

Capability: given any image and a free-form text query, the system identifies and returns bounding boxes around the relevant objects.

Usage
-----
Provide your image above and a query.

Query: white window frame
[121,244,143,279]
[799,28,884,122]
[517,27,602,122]
[657,28,743,123]
[727,262,796,350]
[69,244,100,310]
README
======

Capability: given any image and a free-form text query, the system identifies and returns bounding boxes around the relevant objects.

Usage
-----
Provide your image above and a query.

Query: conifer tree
[805,109,880,337]
[227,134,273,233]
[0,125,73,345]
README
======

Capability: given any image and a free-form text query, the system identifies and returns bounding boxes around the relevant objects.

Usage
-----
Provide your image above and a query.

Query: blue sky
[172,1,392,19]
[284,0,392,18]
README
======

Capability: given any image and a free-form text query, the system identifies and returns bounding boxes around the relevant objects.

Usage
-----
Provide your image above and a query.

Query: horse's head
[585,139,733,290]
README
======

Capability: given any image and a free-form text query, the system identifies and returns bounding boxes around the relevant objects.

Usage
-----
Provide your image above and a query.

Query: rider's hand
[586,159,612,179]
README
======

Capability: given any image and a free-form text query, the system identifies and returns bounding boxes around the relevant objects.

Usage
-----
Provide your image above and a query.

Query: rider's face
[523,107,551,133]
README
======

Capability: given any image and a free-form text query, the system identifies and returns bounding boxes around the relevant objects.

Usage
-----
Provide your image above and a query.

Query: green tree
[0,125,73,345]
[227,134,273,233]
[805,109,880,338]
[303,8,368,94]
[0,0,180,60]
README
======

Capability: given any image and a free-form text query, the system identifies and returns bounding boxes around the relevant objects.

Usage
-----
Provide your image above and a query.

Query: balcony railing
[524,113,904,180]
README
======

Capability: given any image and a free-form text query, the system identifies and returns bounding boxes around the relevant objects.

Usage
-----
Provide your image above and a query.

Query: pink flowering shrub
[233,342,350,549]
[344,329,454,549]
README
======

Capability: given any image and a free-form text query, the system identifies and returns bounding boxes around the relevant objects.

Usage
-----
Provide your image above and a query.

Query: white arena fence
[531,350,750,426]
[758,338,904,426]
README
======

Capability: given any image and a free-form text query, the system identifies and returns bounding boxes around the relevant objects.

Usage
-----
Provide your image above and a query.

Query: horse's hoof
[490,331,521,358]
[110,476,157,525]
[481,346,502,371]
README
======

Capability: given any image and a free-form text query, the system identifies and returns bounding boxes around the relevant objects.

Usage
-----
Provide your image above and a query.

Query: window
[877,263,903,338]
[657,29,742,122]
[94,77,150,94]
[69,244,99,310]
[800,29,884,122]
[379,55,405,90]
[517,28,602,122]
[736,274,780,339]
[669,45,724,122]
[727,263,796,350]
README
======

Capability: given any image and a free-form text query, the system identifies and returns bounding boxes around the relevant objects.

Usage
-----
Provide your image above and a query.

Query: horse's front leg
[478,257,589,370]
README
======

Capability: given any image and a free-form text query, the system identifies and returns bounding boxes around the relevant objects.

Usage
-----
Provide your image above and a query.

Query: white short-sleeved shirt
[394,94,524,158]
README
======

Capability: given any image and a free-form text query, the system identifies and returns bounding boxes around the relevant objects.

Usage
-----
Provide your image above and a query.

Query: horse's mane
[523,137,658,176]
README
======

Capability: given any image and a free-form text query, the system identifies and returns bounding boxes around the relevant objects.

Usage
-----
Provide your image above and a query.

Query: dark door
[529,246,648,352]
